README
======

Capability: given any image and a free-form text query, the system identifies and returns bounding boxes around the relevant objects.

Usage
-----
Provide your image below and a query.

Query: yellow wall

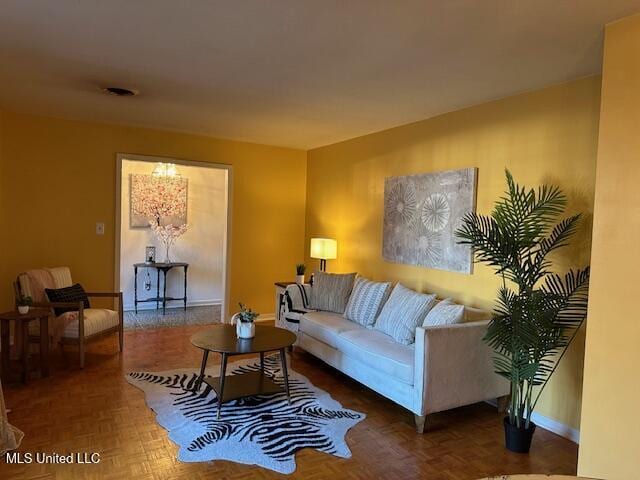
[579,14,640,479]
[0,111,307,316]
[306,77,601,431]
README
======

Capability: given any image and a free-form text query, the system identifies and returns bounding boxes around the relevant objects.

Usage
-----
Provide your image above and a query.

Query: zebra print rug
[126,355,365,474]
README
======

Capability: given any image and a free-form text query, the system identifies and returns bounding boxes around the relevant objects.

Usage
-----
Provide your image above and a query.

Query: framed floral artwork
[382,168,477,273]
[130,174,188,228]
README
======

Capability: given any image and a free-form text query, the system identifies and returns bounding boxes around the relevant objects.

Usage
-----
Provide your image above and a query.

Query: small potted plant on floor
[235,303,259,339]
[455,170,590,454]
[295,264,306,284]
[17,295,33,314]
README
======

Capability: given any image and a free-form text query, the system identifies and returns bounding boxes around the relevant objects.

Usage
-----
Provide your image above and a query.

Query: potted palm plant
[295,264,306,284]
[455,170,590,453]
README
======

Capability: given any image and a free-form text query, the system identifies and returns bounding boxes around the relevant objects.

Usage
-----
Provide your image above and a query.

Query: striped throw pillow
[374,283,436,345]
[309,271,357,314]
[343,276,392,327]
[422,299,465,327]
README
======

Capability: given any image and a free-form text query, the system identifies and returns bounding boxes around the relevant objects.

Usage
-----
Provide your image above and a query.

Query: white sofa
[284,288,509,432]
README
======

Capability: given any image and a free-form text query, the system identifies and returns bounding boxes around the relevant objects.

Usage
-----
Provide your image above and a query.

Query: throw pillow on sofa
[310,271,357,314]
[422,298,465,327]
[343,276,392,327]
[45,283,91,316]
[374,283,436,345]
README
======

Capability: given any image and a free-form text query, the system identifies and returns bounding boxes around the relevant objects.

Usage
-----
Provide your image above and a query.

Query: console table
[134,262,188,314]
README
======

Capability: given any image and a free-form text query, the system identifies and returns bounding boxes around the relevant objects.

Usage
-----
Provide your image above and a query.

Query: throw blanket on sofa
[278,284,314,334]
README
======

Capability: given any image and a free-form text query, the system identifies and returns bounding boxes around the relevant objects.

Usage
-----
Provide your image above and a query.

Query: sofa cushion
[423,298,465,327]
[374,283,436,345]
[309,271,356,314]
[335,329,414,385]
[300,311,362,348]
[343,276,392,327]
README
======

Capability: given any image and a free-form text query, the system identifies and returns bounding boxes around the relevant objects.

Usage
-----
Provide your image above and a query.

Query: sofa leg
[497,394,510,413]
[414,414,429,433]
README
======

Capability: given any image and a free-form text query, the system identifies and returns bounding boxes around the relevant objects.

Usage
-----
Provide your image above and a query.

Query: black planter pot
[503,416,536,453]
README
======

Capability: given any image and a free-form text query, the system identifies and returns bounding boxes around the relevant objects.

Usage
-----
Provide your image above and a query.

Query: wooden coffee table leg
[260,352,265,371]
[21,321,29,384]
[280,348,291,404]
[217,353,228,420]
[39,316,49,377]
[1,319,10,382]
[195,349,209,391]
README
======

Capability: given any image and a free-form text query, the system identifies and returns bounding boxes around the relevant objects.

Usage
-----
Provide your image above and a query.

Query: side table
[0,308,51,384]
[134,262,188,314]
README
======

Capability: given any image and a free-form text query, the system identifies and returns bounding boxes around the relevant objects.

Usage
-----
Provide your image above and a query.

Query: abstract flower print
[385,181,417,225]
[421,193,450,232]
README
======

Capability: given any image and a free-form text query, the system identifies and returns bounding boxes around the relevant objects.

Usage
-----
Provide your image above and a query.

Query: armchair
[14,267,123,368]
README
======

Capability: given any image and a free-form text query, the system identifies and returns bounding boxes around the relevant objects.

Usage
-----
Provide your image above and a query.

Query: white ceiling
[1,1,639,149]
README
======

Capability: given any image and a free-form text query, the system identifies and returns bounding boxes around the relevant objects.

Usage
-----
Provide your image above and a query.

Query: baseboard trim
[124,300,222,312]
[485,400,580,444]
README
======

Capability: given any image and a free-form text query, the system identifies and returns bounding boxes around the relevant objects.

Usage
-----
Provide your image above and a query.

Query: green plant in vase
[236,303,259,339]
[455,170,590,453]
[17,294,33,314]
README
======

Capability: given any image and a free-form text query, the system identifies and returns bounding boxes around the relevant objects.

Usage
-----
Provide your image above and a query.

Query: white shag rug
[126,355,365,474]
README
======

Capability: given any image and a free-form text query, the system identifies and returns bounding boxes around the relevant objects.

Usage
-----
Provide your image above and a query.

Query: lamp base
[319,259,327,272]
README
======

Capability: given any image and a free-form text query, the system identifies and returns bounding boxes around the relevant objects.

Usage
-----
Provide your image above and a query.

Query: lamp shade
[310,238,337,260]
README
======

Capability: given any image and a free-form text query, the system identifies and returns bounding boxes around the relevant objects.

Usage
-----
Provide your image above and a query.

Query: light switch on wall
[96,222,105,235]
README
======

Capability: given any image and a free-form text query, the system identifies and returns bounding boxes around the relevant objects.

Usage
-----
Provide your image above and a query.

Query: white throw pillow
[343,276,392,327]
[422,298,465,327]
[374,283,437,345]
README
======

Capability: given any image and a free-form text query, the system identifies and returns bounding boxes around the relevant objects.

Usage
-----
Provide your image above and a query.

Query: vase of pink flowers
[150,222,189,263]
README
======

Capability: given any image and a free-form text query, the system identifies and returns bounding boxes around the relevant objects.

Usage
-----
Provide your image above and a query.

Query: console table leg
[162,270,168,315]
[134,266,138,314]
[183,265,188,311]
[156,269,160,310]
[280,348,291,404]
[217,353,228,419]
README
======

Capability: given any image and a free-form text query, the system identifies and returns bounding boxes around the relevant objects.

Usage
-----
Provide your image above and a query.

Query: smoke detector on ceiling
[101,86,139,97]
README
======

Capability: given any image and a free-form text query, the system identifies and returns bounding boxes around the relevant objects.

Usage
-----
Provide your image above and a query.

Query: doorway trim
[114,153,233,323]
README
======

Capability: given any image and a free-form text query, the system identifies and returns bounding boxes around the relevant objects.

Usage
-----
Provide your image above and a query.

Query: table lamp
[310,238,337,272]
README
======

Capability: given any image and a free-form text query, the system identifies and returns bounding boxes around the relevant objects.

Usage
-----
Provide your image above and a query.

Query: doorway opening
[115,154,231,329]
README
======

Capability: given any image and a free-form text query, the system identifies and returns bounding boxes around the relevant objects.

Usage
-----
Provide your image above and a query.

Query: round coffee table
[191,324,297,419]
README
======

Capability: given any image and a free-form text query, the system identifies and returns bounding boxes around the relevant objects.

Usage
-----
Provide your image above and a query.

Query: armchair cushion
[28,309,119,338]
[45,284,90,316]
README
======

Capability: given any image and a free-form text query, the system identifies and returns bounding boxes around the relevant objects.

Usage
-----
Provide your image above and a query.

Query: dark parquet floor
[1,324,578,479]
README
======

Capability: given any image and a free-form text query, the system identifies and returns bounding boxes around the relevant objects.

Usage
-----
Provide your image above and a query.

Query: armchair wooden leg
[497,394,510,413]
[414,414,430,434]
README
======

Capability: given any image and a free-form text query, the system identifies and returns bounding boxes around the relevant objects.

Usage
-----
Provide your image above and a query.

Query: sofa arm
[414,320,509,415]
